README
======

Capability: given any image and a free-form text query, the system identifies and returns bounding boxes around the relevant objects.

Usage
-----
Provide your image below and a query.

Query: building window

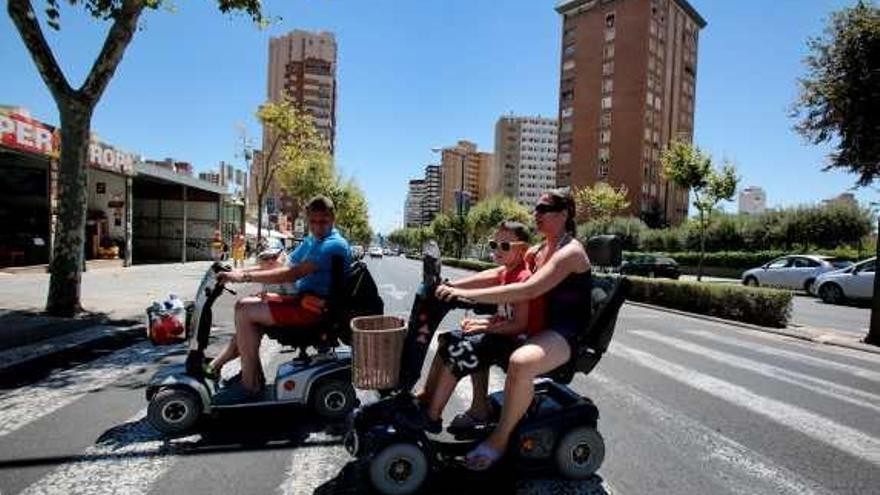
[602,61,614,76]
[601,96,613,110]
[606,13,615,28]
[563,59,575,71]
[599,130,611,144]
[605,28,615,42]
[602,78,613,94]
[654,95,662,110]
[561,106,574,118]
[598,147,611,161]
[600,113,612,128]
[559,152,571,164]
[644,127,652,141]
[603,44,615,59]
[564,45,575,57]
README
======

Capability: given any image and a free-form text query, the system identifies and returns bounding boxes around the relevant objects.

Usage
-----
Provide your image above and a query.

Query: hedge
[619,275,792,327]
[439,258,792,328]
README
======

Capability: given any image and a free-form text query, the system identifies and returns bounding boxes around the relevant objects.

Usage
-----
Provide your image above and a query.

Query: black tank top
[545,270,592,336]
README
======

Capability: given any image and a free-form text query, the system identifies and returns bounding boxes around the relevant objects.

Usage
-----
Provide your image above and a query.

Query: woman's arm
[448,266,505,289]
[443,243,589,304]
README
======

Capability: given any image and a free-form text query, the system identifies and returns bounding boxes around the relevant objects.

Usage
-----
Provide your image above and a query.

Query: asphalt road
[0,256,878,494]
[790,295,871,336]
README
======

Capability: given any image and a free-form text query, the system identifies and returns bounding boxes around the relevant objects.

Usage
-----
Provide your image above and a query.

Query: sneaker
[448,410,490,434]
[397,406,442,435]
[213,382,264,406]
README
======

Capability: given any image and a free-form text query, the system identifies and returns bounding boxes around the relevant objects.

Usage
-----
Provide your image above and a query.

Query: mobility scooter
[345,237,630,495]
[145,256,383,435]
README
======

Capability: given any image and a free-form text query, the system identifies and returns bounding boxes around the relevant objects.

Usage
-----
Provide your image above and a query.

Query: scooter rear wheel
[368,442,429,495]
[147,388,202,435]
[554,427,605,479]
[310,379,357,420]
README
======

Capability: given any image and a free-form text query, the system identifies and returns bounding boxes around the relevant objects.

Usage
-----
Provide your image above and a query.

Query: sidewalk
[0,261,215,362]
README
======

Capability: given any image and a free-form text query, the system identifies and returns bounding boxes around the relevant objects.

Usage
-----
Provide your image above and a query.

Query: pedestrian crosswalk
[1,314,878,495]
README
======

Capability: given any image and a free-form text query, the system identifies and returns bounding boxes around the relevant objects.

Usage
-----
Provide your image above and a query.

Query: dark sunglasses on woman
[488,240,526,252]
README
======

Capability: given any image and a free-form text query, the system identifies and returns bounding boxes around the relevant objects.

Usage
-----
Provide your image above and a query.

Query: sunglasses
[534,203,565,214]
[488,240,526,252]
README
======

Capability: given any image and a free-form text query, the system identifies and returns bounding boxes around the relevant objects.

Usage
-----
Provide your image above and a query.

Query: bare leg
[209,334,239,374]
[467,370,491,418]
[416,353,445,404]
[426,364,462,422]
[233,296,277,392]
[482,332,570,453]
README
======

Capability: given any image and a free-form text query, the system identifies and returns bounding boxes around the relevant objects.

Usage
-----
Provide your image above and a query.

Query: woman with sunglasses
[414,221,543,443]
[436,188,592,471]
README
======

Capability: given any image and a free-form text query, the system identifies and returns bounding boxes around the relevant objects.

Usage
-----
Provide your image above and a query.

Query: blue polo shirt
[287,228,352,296]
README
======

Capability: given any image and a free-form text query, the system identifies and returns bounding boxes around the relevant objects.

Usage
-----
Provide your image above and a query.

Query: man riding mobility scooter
[345,237,630,494]
[145,256,383,435]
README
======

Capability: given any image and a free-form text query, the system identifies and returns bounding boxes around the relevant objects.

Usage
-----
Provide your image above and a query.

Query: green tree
[574,182,631,227]
[7,0,265,316]
[467,195,533,248]
[430,213,470,258]
[254,99,327,247]
[792,1,880,345]
[662,141,738,281]
[329,178,372,245]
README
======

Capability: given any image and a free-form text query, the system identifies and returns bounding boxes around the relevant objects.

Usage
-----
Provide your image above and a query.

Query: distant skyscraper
[405,179,426,228]
[422,164,441,225]
[267,30,337,154]
[439,141,496,215]
[739,186,767,215]
[495,115,558,207]
[555,0,705,226]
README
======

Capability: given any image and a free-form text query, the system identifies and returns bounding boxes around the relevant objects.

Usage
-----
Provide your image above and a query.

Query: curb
[625,301,880,356]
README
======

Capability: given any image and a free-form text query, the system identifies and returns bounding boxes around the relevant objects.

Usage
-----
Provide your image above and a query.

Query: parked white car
[741,255,853,291]
[811,257,875,304]
[368,246,383,258]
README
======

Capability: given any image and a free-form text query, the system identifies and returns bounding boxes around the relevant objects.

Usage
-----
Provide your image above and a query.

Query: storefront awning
[245,223,290,240]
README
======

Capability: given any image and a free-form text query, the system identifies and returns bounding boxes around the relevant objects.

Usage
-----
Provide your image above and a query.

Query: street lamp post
[432,146,468,259]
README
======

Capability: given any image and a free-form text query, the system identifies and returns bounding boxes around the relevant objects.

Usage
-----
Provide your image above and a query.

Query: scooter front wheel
[147,388,202,435]
[554,427,605,479]
[368,442,429,495]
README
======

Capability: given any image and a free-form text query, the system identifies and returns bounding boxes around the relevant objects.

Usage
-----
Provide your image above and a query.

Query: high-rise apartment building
[405,179,426,228]
[495,115,558,207]
[267,30,337,154]
[439,141,497,215]
[738,186,767,215]
[556,0,705,226]
[422,164,441,224]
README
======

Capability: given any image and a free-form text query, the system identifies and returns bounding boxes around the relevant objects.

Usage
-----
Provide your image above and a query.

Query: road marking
[610,345,880,466]
[588,371,833,495]
[0,324,141,370]
[377,283,409,301]
[18,410,200,495]
[686,329,880,381]
[0,342,170,438]
[630,330,880,414]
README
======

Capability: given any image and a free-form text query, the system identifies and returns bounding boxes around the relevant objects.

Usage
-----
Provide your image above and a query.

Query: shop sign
[88,141,136,176]
[0,109,57,156]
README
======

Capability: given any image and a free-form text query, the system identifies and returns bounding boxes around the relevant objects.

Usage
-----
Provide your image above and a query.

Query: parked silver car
[810,257,875,304]
[741,255,853,291]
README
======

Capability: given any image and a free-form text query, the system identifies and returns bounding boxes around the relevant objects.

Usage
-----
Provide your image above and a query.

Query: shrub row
[619,275,792,327]
[441,257,497,272]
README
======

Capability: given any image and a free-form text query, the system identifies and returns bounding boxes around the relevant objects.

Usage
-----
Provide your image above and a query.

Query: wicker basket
[350,315,407,390]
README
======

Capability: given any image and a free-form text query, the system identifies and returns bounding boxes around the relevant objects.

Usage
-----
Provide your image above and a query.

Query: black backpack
[337,260,384,342]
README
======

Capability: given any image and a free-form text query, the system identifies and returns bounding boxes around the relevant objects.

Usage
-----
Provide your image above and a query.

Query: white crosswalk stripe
[588,371,834,495]
[630,330,880,413]
[0,342,170,437]
[610,344,880,466]
[686,329,880,381]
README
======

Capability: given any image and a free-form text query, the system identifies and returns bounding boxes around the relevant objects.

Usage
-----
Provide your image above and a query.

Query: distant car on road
[382,248,392,256]
[368,246,383,258]
[811,257,875,304]
[620,254,680,279]
[741,255,853,291]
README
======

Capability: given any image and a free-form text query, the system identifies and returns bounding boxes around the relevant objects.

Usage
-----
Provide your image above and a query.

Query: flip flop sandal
[448,410,490,432]
[464,442,503,471]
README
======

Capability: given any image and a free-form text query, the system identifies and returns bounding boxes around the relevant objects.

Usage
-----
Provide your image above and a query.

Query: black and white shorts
[437,330,522,379]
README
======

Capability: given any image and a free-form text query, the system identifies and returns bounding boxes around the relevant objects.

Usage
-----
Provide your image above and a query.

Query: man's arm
[220,262,318,284]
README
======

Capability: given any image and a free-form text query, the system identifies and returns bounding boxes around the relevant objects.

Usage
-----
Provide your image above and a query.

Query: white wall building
[405,179,425,228]
[495,115,558,207]
[739,186,767,215]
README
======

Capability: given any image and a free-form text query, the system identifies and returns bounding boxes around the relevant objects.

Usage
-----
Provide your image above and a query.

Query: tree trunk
[256,192,264,249]
[697,209,706,282]
[866,215,880,345]
[46,102,92,316]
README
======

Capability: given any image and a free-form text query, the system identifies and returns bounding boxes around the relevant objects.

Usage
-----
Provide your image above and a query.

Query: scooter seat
[262,320,341,349]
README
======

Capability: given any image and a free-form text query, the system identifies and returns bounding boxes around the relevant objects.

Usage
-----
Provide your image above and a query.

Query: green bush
[618,275,792,327]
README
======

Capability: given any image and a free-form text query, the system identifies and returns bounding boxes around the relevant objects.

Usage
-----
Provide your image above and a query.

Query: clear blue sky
[1,0,872,234]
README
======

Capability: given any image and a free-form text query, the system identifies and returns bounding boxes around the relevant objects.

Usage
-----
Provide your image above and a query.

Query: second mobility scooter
[145,256,383,435]
[346,237,630,494]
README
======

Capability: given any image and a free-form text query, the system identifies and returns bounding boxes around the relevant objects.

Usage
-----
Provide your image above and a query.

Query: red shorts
[263,293,325,326]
